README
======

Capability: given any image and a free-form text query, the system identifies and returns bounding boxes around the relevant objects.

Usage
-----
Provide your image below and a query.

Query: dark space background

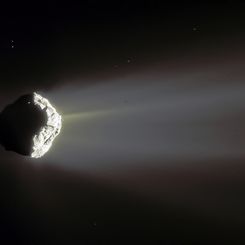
[1,1,245,244]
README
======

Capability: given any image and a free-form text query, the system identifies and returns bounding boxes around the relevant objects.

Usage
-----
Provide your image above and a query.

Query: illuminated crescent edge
[31,92,62,158]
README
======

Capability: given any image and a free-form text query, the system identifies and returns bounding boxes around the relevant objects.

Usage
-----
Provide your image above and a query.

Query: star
[192,25,200,32]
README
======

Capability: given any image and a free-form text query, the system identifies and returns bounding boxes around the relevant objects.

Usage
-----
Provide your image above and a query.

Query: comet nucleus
[0,92,62,158]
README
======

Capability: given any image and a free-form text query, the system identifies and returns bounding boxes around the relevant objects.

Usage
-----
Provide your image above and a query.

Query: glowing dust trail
[63,109,116,122]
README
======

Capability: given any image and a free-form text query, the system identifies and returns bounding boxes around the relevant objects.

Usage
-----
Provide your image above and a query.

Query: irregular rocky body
[0,93,62,158]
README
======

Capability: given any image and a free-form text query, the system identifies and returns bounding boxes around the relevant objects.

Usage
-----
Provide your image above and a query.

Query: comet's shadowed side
[0,94,47,156]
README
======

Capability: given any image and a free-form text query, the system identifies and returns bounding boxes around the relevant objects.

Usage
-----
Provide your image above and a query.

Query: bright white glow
[31,92,62,158]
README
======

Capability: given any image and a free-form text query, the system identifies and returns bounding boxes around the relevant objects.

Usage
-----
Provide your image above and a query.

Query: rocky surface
[0,93,62,158]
